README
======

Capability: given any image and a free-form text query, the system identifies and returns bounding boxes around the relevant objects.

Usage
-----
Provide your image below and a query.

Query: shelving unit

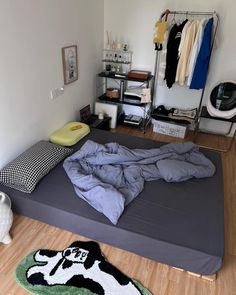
[96,72,154,132]
[102,49,132,74]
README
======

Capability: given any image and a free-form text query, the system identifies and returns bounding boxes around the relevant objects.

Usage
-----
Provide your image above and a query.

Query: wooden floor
[0,126,236,295]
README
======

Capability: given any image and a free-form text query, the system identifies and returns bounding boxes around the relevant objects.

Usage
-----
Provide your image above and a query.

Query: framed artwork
[62,45,78,85]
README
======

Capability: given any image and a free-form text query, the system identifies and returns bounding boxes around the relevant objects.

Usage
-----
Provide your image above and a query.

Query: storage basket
[152,119,188,138]
[106,88,119,99]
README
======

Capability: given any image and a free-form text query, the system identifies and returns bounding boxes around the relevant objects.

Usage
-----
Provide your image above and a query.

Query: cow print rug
[15,240,153,295]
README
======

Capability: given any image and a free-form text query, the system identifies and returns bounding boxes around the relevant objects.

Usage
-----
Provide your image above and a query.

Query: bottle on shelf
[103,49,132,63]
[118,54,123,63]
[113,53,118,62]
[120,80,124,101]
[109,52,113,62]
[110,64,116,73]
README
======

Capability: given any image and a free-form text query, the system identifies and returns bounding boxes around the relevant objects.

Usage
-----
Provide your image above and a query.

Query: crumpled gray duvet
[63,140,215,224]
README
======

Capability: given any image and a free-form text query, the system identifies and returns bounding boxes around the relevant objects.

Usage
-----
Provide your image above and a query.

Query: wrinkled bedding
[63,140,215,224]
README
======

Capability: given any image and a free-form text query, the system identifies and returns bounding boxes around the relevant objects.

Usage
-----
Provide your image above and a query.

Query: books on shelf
[124,87,151,103]
[124,88,142,98]
[123,88,142,104]
[123,114,142,125]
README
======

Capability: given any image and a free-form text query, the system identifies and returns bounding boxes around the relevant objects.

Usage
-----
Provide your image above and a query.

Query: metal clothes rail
[153,9,219,119]
[167,10,217,16]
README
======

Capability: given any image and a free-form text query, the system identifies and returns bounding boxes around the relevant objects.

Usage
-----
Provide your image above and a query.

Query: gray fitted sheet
[0,129,224,275]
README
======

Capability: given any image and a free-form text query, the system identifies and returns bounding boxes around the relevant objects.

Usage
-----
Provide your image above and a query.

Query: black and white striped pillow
[0,141,72,193]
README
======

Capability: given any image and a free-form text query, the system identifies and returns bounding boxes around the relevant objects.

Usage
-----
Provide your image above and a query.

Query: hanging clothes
[189,18,213,90]
[175,20,199,86]
[164,19,188,88]
[187,18,208,86]
[157,25,171,85]
[177,20,191,57]
[153,10,170,51]
[153,20,168,50]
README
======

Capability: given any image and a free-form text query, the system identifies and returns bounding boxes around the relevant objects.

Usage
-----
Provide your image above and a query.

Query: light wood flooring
[0,126,236,295]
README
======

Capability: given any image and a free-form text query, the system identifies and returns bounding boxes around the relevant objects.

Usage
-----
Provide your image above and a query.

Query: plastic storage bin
[152,119,187,138]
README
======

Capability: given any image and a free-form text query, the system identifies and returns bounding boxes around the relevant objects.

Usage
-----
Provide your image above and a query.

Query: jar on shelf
[111,64,116,73]
[118,54,123,63]
[113,53,118,62]
[116,65,122,73]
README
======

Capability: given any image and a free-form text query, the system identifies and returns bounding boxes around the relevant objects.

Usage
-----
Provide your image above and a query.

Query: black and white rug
[15,240,153,295]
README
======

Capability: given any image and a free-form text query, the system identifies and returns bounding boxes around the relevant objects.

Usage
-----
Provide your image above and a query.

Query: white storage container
[0,192,13,244]
[152,119,188,138]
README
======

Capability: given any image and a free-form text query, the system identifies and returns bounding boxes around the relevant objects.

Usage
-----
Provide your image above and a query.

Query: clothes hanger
[171,12,176,25]
[160,9,170,21]
[185,11,188,20]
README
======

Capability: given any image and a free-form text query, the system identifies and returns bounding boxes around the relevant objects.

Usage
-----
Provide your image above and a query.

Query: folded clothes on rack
[151,105,197,125]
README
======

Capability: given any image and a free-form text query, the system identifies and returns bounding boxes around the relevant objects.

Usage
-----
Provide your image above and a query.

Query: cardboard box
[127,70,151,80]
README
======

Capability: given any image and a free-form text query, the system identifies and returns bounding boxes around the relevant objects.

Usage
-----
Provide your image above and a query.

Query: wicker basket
[106,88,119,99]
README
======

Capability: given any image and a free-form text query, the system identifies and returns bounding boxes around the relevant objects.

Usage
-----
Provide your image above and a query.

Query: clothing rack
[167,10,217,16]
[153,9,219,124]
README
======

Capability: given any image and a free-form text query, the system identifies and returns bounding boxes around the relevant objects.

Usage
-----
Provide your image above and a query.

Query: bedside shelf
[83,115,111,131]
[200,106,236,123]
[194,106,236,152]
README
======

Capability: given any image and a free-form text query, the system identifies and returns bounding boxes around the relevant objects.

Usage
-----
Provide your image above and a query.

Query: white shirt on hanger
[175,20,199,86]
[178,20,191,57]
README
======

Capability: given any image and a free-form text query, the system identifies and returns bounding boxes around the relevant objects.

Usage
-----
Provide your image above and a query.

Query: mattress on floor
[0,129,224,275]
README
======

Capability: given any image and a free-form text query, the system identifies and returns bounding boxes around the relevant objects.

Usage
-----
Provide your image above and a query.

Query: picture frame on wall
[62,45,78,85]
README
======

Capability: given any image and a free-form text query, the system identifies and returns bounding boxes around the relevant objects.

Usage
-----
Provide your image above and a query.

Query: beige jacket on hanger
[175,20,199,86]
[178,20,191,57]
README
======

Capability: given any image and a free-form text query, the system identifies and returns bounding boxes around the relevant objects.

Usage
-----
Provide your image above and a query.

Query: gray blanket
[63,140,215,224]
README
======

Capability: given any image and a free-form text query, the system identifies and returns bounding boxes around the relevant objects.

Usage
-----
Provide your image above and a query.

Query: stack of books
[123,114,142,125]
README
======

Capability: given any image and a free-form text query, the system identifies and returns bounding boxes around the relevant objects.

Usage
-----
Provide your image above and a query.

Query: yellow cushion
[50,122,90,146]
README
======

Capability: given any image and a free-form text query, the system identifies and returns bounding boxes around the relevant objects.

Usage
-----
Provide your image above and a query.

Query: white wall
[104,0,236,132]
[0,0,104,168]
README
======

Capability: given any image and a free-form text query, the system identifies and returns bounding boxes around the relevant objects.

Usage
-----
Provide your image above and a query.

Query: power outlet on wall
[50,87,64,100]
